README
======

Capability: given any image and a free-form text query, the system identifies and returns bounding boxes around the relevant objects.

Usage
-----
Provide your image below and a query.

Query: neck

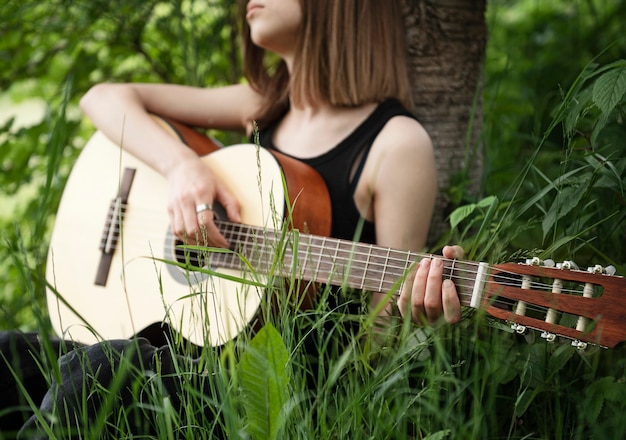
[209,219,483,306]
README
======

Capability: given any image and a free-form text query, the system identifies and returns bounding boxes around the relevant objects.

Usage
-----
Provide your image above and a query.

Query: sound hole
[171,203,227,270]
[174,240,210,268]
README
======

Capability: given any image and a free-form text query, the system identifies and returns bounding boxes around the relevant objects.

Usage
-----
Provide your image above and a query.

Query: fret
[342,241,355,285]
[403,252,413,277]
[313,236,326,284]
[298,233,310,281]
[383,250,412,293]
[360,245,373,290]
[378,247,391,292]
[332,238,341,284]
[387,248,409,292]
[340,241,359,288]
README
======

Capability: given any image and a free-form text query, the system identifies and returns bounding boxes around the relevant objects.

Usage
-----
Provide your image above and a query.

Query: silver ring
[196,203,213,214]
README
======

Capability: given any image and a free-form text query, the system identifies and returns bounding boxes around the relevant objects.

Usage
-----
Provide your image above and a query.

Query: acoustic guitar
[46,117,626,349]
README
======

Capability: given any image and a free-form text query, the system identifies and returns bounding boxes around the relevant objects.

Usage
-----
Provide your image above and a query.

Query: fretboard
[207,220,484,307]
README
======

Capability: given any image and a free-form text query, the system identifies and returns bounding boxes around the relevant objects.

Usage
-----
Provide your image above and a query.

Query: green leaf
[587,376,626,404]
[515,387,542,417]
[475,195,498,208]
[449,203,476,229]
[423,430,451,440]
[238,323,290,440]
[563,86,593,137]
[592,61,626,117]
[541,184,587,238]
[547,344,575,375]
[583,376,616,423]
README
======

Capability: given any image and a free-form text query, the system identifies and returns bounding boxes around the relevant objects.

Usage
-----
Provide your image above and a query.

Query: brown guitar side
[160,117,332,238]
[162,117,332,314]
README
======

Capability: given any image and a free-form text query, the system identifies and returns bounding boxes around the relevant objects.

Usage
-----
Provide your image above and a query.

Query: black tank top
[256,99,417,244]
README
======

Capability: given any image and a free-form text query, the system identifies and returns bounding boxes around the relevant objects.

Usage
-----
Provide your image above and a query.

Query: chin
[250,31,279,52]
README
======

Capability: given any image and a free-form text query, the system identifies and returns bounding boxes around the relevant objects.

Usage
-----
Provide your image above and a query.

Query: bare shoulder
[360,115,437,250]
[368,115,434,165]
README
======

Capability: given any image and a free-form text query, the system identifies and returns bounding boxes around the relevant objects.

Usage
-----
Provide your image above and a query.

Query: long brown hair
[239,0,412,127]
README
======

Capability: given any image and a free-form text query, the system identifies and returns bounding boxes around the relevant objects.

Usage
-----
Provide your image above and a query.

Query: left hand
[397,245,464,324]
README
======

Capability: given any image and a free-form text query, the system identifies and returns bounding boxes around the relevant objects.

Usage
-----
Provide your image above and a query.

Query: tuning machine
[511,323,526,334]
[588,264,616,276]
[525,257,555,267]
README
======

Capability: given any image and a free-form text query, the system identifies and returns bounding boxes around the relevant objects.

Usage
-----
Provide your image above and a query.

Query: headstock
[481,258,626,348]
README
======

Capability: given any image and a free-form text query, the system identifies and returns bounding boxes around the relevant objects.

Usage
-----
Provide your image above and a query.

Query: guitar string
[178,240,594,323]
[218,237,600,327]
[101,220,481,292]
[98,210,597,319]
[97,236,592,321]
[99,206,597,299]
[211,234,592,302]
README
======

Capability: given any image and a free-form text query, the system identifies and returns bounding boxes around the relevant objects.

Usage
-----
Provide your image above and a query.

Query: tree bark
[402,0,488,244]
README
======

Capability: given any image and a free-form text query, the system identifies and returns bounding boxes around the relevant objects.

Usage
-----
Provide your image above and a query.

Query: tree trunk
[402,0,488,244]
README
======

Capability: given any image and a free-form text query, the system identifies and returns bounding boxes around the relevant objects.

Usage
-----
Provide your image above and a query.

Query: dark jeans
[0,331,200,439]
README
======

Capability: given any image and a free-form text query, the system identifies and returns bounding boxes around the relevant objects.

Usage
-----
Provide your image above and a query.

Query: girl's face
[246,0,302,56]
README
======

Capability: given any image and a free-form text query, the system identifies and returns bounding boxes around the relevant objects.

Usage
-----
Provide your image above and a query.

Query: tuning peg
[586,264,617,275]
[557,260,579,270]
[571,340,588,350]
[541,331,556,342]
[511,323,526,334]
[525,257,555,267]
[605,265,617,276]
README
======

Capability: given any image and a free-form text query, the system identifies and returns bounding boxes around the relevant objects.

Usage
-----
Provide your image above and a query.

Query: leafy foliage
[453,57,626,267]
[452,0,626,269]
[0,0,242,331]
[1,0,626,439]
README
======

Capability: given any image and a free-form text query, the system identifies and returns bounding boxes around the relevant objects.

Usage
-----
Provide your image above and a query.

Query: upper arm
[361,116,437,251]
[81,82,264,132]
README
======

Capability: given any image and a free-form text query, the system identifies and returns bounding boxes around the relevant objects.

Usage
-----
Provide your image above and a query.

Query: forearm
[80,83,198,177]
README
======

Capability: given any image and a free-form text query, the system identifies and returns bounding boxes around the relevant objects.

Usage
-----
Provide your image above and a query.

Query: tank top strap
[347,99,417,193]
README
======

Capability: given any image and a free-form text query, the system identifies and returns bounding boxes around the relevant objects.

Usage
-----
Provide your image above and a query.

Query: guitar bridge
[95,167,136,286]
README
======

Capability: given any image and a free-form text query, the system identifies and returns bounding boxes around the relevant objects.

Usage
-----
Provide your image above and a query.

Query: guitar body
[46,118,331,347]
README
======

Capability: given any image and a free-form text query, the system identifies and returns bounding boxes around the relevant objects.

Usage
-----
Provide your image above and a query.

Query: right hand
[166,156,241,248]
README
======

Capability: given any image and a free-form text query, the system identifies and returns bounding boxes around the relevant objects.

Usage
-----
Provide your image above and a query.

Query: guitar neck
[205,219,626,349]
[210,220,481,304]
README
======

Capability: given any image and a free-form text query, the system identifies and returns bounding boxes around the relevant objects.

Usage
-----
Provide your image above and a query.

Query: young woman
[2,0,463,436]
[79,0,462,324]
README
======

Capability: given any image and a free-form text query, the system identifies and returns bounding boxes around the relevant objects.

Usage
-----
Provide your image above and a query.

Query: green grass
[4,146,626,439]
[2,26,626,440]
[7,272,626,439]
